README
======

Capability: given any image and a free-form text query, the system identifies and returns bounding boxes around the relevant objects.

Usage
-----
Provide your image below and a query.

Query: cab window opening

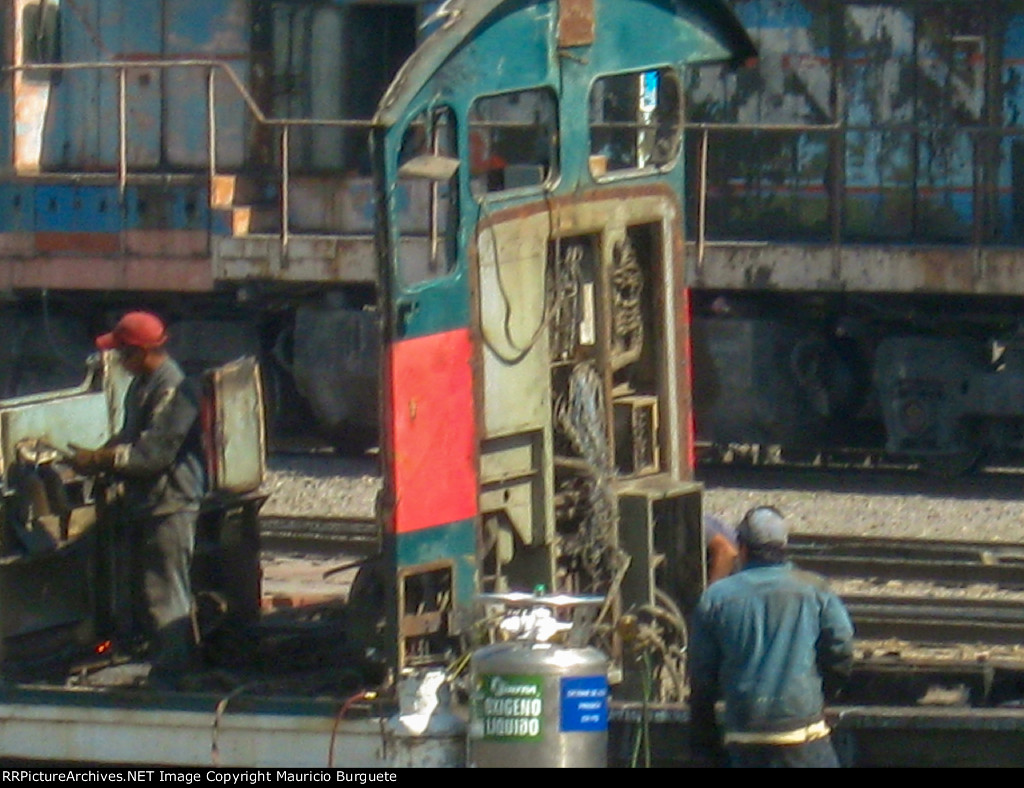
[469,87,558,197]
[395,105,460,287]
[589,67,681,177]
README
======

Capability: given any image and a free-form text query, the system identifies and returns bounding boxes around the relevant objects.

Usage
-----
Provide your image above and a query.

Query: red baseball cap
[96,311,168,350]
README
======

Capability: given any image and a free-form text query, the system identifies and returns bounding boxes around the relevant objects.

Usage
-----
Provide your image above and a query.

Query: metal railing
[6,60,375,251]
[685,119,1024,272]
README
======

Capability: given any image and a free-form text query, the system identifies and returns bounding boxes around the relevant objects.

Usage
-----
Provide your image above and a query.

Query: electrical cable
[328,689,378,767]
[474,190,558,365]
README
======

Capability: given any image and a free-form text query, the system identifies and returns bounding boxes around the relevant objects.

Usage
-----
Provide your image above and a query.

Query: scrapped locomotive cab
[374,0,754,701]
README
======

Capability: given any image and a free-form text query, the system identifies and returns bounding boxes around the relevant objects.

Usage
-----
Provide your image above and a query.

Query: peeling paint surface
[688,0,1024,289]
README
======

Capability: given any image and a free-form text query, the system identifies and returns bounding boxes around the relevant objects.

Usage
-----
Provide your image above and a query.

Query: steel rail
[259,514,379,555]
[784,533,1024,644]
[843,593,1024,645]
[789,533,1024,589]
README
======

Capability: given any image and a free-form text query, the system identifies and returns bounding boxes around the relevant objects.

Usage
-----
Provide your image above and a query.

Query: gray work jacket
[111,357,206,517]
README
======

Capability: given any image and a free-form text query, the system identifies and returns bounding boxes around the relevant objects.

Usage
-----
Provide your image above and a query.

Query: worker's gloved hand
[70,447,116,475]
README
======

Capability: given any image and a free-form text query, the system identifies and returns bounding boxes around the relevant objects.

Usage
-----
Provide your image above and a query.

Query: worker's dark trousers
[726,737,840,768]
[140,509,198,686]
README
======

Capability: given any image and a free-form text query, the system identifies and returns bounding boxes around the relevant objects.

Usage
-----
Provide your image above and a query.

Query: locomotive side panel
[0,1,427,448]
[688,0,1024,471]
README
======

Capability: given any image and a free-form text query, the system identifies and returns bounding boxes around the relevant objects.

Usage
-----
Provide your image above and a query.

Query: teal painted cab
[370,0,753,691]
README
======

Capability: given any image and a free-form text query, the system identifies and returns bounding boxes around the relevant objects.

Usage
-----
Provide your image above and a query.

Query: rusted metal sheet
[123,230,209,257]
[33,232,120,254]
[0,256,215,291]
[0,234,36,257]
[686,1,1024,269]
[690,242,995,294]
[164,0,249,169]
[212,235,378,283]
[0,696,405,766]
[204,356,266,495]
[12,82,48,175]
[290,305,379,446]
[975,248,1024,294]
[12,0,50,174]
[479,432,545,547]
[0,393,109,478]
[0,532,95,641]
[0,355,131,476]
[287,176,384,234]
[559,0,596,47]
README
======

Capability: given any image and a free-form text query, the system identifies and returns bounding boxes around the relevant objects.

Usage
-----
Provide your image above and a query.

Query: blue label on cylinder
[560,675,609,732]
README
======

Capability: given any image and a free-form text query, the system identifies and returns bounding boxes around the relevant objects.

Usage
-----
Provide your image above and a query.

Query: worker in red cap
[71,310,205,689]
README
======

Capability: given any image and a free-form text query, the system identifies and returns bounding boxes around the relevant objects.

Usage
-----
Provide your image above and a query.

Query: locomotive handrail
[5,59,373,128]
[683,117,1024,269]
[6,60,374,252]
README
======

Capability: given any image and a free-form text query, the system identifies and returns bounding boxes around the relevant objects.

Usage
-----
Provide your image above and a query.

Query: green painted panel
[392,275,471,339]
[397,517,478,606]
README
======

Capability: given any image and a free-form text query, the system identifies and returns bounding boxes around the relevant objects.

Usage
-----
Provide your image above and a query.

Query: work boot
[146,616,198,690]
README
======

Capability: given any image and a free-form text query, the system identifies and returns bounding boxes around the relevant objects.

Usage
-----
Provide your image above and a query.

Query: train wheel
[917,423,986,478]
[918,448,985,478]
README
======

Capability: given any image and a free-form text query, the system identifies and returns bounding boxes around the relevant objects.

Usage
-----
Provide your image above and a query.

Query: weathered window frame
[468,86,559,198]
[395,105,460,287]
[588,67,682,178]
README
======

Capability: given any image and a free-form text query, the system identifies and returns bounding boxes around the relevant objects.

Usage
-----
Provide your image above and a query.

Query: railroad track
[790,534,1024,588]
[259,513,379,554]
[256,508,1024,648]
[790,533,1024,647]
[696,442,903,472]
[696,440,1024,478]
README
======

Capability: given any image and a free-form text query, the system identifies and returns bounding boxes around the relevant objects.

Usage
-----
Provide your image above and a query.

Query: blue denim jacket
[688,561,855,740]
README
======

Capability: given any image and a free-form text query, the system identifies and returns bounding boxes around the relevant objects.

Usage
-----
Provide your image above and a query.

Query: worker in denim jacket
[688,505,855,768]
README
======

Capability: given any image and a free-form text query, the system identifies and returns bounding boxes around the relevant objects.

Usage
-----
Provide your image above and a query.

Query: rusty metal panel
[0,393,109,479]
[212,235,378,283]
[13,0,54,173]
[686,1,1024,256]
[290,304,379,446]
[0,255,214,291]
[479,431,544,547]
[0,699,423,766]
[38,0,162,169]
[975,249,1024,294]
[205,356,265,495]
[690,242,985,294]
[121,67,163,168]
[0,533,95,641]
[559,0,595,47]
[0,354,132,478]
[477,217,552,438]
